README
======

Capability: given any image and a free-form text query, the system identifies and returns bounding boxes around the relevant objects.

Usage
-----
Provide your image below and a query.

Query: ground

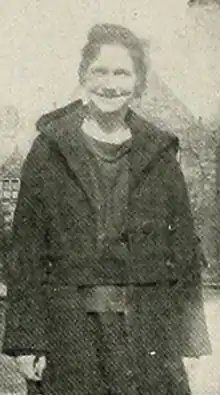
[0,287,219,395]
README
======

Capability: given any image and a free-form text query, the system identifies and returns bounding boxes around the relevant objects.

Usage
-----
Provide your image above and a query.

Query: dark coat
[3,102,211,394]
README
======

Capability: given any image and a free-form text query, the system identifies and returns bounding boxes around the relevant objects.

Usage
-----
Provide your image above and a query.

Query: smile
[91,91,130,99]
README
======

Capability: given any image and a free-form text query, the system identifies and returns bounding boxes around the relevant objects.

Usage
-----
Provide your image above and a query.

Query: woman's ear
[81,87,89,105]
[71,85,89,105]
[176,149,181,163]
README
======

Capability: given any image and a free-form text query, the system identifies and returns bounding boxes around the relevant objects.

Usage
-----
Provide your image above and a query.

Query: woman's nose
[103,73,117,87]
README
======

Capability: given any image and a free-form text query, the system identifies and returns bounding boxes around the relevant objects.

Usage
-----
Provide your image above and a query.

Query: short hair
[78,23,148,98]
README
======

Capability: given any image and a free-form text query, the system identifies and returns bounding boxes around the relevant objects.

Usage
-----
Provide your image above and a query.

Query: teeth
[94,89,123,97]
[91,89,128,98]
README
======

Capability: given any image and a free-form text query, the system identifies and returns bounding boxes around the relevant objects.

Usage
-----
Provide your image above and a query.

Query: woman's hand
[15,355,46,381]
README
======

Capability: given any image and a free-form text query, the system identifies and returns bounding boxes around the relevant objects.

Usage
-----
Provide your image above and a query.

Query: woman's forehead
[90,44,135,71]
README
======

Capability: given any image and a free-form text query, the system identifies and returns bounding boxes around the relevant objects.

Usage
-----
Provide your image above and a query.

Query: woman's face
[83,44,137,114]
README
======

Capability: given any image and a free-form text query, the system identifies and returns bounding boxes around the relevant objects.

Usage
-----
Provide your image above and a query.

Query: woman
[3,23,211,395]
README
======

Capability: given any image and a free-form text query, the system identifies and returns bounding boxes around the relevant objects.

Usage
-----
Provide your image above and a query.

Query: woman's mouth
[91,90,130,99]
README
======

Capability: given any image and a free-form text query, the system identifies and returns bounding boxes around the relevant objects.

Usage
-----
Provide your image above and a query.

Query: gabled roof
[0,146,24,179]
[135,70,197,132]
[69,70,197,133]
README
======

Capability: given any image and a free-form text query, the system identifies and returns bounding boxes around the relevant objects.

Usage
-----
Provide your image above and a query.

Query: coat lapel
[125,109,178,192]
[43,102,178,204]
[45,104,97,210]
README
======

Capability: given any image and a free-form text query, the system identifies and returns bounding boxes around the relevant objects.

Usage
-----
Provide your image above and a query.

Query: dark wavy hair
[78,23,148,98]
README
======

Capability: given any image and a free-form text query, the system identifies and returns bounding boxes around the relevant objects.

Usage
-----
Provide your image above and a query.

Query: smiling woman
[78,24,147,112]
[3,22,210,395]
[76,23,148,135]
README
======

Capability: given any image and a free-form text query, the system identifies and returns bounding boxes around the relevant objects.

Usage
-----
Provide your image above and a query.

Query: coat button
[126,369,133,378]
[98,233,105,241]
[120,241,126,247]
[166,260,175,268]
[46,261,53,273]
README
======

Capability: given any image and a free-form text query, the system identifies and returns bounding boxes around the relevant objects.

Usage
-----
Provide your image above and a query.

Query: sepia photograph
[0,1,220,394]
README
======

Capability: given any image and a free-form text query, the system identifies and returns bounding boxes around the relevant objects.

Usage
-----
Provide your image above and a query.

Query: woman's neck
[87,104,128,134]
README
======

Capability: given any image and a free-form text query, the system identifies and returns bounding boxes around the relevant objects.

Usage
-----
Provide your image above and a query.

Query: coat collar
[40,101,178,201]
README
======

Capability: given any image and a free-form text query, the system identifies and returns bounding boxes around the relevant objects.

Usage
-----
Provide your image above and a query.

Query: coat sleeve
[166,146,211,357]
[2,134,50,356]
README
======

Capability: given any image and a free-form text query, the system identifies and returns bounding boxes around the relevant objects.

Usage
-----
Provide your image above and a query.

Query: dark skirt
[41,284,192,395]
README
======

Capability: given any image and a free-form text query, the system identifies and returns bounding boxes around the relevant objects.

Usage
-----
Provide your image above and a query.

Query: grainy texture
[0,6,220,395]
[2,102,211,394]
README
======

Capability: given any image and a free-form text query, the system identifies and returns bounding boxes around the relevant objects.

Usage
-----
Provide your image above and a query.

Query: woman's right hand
[15,355,46,381]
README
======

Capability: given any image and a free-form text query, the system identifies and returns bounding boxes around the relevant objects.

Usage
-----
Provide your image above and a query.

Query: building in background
[136,70,217,282]
[0,146,23,231]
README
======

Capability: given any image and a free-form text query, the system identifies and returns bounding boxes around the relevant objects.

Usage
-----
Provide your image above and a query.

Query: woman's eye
[91,67,108,76]
[114,69,131,76]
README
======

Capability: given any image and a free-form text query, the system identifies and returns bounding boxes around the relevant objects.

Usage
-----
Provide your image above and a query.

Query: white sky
[0,0,220,123]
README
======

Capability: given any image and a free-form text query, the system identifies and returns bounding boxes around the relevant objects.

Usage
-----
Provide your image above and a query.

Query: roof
[135,70,197,132]
[0,146,24,179]
[68,70,197,133]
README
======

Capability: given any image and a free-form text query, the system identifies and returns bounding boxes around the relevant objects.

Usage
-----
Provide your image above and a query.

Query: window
[3,210,11,217]
[12,190,18,199]
[1,200,9,208]
[2,179,10,191]
[4,211,13,226]
[2,190,11,199]
[11,179,20,190]
[11,179,20,199]
[2,197,10,204]
[1,178,20,200]
[2,179,10,199]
